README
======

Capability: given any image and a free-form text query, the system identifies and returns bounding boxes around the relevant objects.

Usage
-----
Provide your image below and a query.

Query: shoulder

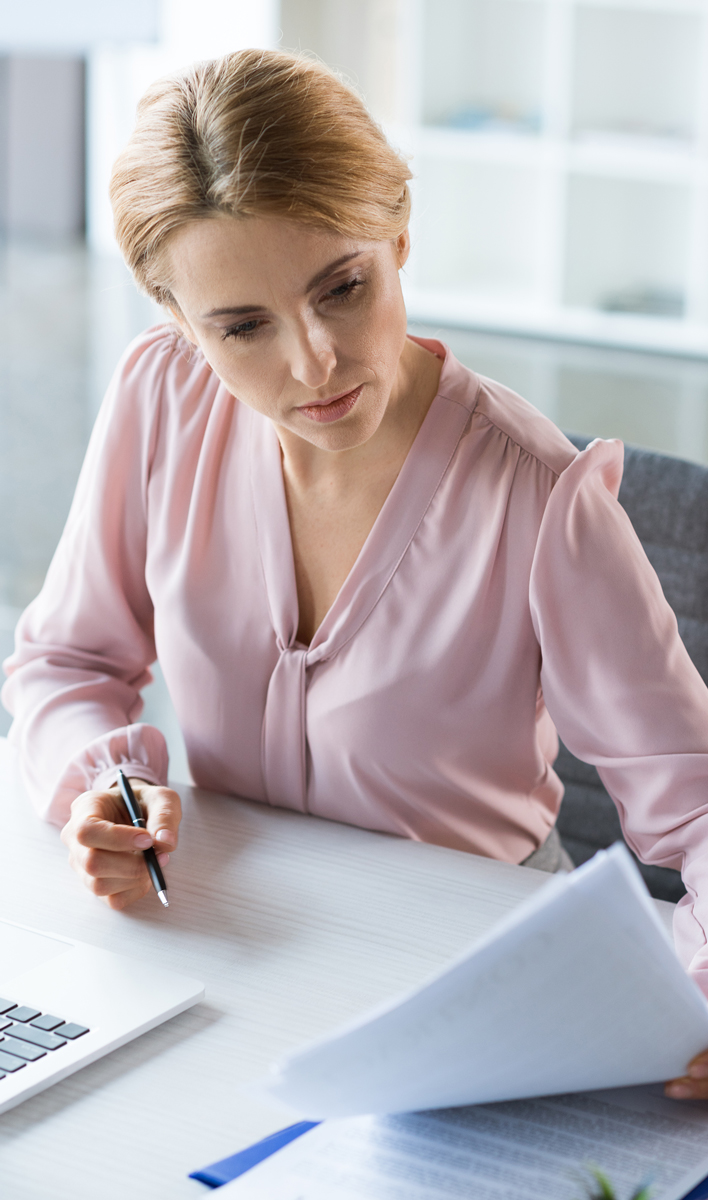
[431,342,578,478]
[86,325,225,490]
[112,322,215,405]
[473,375,578,477]
[99,323,224,460]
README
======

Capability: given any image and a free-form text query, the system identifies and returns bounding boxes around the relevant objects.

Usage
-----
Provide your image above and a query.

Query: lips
[298,385,363,424]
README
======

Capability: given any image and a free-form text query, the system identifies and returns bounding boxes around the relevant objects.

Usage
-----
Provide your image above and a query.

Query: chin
[311,414,381,452]
[294,403,383,452]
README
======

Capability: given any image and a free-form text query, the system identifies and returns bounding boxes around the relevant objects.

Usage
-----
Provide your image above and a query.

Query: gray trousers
[522,825,575,874]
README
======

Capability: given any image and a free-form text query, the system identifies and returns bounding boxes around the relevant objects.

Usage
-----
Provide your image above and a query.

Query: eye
[326,277,365,302]
[221,319,264,342]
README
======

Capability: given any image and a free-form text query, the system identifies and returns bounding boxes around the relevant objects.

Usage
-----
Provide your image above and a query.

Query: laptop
[0,915,204,1114]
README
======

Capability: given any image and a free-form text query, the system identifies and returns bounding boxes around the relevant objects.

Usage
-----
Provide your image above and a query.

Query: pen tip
[158,890,169,908]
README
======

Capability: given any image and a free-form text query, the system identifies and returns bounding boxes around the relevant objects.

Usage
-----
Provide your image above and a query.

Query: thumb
[135,782,182,851]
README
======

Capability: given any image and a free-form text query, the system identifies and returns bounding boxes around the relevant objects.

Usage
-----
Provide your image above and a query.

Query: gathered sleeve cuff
[45,723,168,827]
[529,437,708,994]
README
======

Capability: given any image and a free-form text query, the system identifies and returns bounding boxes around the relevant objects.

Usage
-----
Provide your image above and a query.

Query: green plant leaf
[589,1167,617,1199]
[575,1164,654,1200]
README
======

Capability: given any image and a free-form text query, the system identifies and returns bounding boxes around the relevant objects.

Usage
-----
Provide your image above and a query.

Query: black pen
[117,769,169,908]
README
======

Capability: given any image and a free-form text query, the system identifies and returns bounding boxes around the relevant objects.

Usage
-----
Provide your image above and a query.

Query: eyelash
[221,277,366,342]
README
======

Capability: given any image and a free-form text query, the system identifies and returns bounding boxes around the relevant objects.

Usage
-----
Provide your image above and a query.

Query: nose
[288,318,336,390]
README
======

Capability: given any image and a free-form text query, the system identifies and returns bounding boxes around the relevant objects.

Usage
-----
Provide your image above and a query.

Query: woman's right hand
[60,778,182,909]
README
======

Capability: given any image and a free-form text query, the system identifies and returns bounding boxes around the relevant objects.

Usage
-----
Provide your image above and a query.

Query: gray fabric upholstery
[555,435,708,902]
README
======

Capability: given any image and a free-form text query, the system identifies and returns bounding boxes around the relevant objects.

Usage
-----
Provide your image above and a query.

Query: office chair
[556,435,708,902]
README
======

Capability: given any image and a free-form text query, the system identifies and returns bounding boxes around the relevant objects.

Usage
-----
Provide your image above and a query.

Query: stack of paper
[266,844,708,1117]
[222,1092,708,1200]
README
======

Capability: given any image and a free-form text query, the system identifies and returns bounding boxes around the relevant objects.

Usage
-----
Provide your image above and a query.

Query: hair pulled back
[110,48,412,305]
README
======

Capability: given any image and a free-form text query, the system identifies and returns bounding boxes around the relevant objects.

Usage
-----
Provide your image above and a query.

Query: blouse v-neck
[249,338,473,808]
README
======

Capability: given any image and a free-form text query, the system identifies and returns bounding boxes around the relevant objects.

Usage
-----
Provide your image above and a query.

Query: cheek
[198,341,287,414]
[356,285,408,379]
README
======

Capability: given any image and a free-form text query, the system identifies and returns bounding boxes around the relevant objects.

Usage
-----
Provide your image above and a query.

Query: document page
[267,845,708,1117]
[222,1087,708,1200]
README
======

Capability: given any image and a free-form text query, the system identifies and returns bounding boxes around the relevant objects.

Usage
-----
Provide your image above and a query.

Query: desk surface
[0,739,675,1199]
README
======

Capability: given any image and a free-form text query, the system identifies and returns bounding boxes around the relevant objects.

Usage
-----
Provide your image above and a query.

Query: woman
[3,49,708,1100]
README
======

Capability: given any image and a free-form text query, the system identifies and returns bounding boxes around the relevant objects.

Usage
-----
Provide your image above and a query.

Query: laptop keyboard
[0,997,89,1078]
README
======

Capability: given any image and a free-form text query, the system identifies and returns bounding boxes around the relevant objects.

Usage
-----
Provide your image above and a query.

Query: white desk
[0,739,675,1199]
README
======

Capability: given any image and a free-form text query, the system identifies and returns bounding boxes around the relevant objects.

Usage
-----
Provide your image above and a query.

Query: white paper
[266,845,708,1117]
[222,1087,708,1200]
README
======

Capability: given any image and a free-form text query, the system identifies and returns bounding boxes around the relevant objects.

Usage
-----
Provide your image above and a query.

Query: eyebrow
[304,250,364,293]
[201,250,366,320]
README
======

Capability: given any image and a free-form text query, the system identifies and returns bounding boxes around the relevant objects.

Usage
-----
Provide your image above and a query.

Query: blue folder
[190,1121,708,1195]
[189,1121,320,1187]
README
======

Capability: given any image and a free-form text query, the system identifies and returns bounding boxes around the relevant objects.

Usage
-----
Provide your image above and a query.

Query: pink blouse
[5,327,708,994]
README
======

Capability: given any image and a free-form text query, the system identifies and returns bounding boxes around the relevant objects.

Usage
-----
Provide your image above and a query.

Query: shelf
[566,136,704,184]
[278,0,708,358]
[392,124,706,184]
[569,0,706,13]
[564,175,691,317]
[570,4,702,144]
[402,282,708,359]
[410,157,546,300]
[392,125,554,167]
[420,0,547,133]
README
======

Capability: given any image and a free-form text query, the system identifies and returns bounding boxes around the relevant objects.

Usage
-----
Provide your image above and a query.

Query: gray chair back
[556,434,708,902]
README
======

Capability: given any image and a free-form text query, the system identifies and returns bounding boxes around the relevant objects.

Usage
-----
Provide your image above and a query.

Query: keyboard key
[0,1019,13,1032]
[0,1050,25,1072]
[9,1007,40,1023]
[7,1024,66,1050]
[0,1037,45,1062]
[30,1014,64,1032]
[55,1023,89,1040]
[0,999,16,1015]
[0,1071,6,1080]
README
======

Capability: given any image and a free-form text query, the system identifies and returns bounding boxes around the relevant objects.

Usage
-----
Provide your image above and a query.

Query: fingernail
[666,1083,693,1098]
[154,829,175,848]
[689,1063,708,1079]
[157,853,170,867]
[134,834,152,849]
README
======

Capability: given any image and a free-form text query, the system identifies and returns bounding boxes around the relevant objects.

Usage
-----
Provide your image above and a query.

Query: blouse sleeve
[1,327,178,827]
[530,437,708,997]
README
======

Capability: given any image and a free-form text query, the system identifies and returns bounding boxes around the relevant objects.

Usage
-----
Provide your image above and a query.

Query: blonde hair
[110,48,412,306]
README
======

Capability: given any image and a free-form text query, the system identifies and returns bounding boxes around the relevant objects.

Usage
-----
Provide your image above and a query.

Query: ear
[394,229,411,269]
[167,304,198,346]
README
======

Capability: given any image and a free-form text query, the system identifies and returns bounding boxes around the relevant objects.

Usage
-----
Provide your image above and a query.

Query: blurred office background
[3,0,708,769]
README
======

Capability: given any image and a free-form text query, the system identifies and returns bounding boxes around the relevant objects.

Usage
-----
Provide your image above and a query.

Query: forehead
[166,215,378,311]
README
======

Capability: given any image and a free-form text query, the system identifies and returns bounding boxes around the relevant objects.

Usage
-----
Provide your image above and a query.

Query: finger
[83,856,168,897]
[84,871,147,898]
[688,1048,708,1075]
[137,784,182,851]
[665,1075,708,1100]
[665,1049,708,1099]
[105,881,153,911]
[73,845,170,881]
[69,792,154,853]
